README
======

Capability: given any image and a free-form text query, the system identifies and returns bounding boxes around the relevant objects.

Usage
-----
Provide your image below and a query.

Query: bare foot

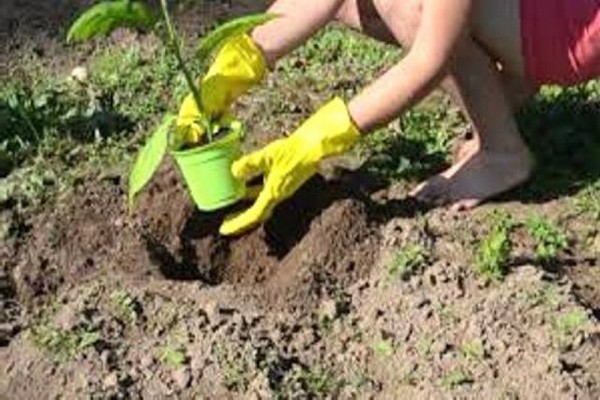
[451,136,478,164]
[410,144,533,210]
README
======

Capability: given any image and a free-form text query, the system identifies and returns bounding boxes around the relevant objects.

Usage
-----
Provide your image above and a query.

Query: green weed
[517,283,562,309]
[160,345,187,367]
[29,324,101,360]
[416,336,434,357]
[388,244,429,280]
[441,369,473,389]
[461,340,485,362]
[488,210,516,232]
[213,343,250,392]
[438,304,460,325]
[475,229,511,281]
[517,83,600,200]
[576,181,600,220]
[359,102,464,184]
[110,290,140,324]
[274,365,340,399]
[373,340,394,358]
[296,366,339,398]
[525,216,568,263]
[553,311,588,336]
[552,310,588,349]
[281,26,399,82]
[475,212,514,281]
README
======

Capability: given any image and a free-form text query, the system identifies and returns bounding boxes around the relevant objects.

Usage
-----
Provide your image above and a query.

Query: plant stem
[159,0,212,142]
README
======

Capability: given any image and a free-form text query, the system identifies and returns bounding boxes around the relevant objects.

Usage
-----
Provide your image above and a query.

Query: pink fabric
[521,0,600,86]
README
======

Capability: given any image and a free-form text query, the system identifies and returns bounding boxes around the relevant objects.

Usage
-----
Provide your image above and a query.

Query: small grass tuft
[525,215,568,263]
[373,340,394,358]
[441,368,473,389]
[160,345,187,367]
[110,289,140,324]
[213,343,251,392]
[416,336,434,357]
[576,181,600,220]
[552,310,589,349]
[461,340,485,362]
[297,366,339,398]
[29,324,101,360]
[475,212,514,282]
[553,310,588,336]
[388,244,429,281]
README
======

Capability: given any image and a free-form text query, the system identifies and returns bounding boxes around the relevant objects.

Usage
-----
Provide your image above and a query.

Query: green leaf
[161,347,186,367]
[78,331,101,350]
[128,114,175,209]
[67,0,156,43]
[196,13,277,69]
[373,340,394,357]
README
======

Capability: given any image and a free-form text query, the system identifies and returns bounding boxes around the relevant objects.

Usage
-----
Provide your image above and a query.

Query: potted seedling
[67,0,274,211]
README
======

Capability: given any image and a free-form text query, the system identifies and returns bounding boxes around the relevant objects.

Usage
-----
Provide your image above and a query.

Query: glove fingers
[231,146,271,181]
[219,187,276,236]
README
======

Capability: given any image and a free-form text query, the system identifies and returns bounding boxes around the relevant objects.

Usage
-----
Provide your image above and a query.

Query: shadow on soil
[144,169,426,285]
[511,89,600,202]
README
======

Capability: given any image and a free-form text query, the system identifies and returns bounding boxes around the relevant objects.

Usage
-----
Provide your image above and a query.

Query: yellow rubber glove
[175,34,267,144]
[220,97,361,236]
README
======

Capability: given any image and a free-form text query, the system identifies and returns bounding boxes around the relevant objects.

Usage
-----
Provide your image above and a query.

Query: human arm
[220,0,474,235]
[349,0,472,132]
[177,0,345,138]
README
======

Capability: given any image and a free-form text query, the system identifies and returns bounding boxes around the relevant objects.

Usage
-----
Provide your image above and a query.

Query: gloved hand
[220,97,361,236]
[175,33,267,143]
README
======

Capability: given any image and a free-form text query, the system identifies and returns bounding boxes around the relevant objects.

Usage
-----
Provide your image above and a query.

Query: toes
[450,198,481,212]
[409,175,451,205]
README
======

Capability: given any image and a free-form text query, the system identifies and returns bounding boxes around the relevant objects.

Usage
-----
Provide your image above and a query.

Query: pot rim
[169,128,243,157]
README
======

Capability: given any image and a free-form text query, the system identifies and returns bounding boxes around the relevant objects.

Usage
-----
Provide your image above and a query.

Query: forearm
[348,52,448,133]
[251,0,345,67]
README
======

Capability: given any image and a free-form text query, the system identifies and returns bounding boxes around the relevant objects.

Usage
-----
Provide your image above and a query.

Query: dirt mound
[136,161,380,310]
[6,161,380,314]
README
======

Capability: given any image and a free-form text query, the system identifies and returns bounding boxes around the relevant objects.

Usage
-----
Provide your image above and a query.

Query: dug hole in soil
[5,159,380,313]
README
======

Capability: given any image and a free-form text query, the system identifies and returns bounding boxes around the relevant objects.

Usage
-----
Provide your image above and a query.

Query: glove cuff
[227,33,268,82]
[201,33,267,116]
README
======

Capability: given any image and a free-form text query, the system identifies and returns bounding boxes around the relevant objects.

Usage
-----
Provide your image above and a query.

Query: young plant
[67,0,275,207]
[388,244,428,281]
[461,339,485,362]
[29,324,101,361]
[525,215,568,263]
[160,345,187,367]
[552,310,588,349]
[440,368,473,389]
[474,212,514,282]
[110,289,140,324]
[373,340,394,358]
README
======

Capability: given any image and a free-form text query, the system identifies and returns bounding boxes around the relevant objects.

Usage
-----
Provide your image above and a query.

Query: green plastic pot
[170,129,245,211]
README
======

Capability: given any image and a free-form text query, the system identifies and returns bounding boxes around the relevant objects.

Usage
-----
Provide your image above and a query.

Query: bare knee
[373,0,422,47]
[335,0,421,46]
[335,0,361,29]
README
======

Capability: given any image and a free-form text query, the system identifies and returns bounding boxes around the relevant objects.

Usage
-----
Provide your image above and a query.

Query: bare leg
[409,38,533,210]
[337,0,535,209]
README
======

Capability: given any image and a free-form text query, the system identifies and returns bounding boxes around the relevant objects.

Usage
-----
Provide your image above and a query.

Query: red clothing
[521,0,600,86]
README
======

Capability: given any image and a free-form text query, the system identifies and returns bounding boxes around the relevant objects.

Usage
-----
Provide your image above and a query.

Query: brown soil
[6,159,381,314]
[2,0,600,398]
